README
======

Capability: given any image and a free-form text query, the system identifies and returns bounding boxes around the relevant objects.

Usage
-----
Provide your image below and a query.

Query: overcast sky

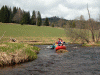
[0,0,100,20]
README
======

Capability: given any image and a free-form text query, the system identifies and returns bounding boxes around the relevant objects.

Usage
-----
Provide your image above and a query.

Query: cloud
[0,0,100,20]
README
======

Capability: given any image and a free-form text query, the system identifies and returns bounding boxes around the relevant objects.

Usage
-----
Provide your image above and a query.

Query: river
[0,44,100,75]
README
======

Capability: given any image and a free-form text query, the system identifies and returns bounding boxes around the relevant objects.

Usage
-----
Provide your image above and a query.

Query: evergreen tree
[1,6,5,23]
[9,7,13,23]
[69,21,76,28]
[0,10,1,22]
[0,5,10,23]
[31,10,36,25]
[21,11,30,24]
[37,11,42,26]
[13,7,17,16]
[12,7,17,22]
[4,5,10,23]
[44,17,49,26]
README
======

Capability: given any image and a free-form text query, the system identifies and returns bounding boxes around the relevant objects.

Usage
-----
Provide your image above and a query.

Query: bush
[52,23,54,27]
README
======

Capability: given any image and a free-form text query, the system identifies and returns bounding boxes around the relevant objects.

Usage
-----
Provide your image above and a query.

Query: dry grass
[56,49,69,53]
[0,50,29,66]
[0,43,40,67]
[1,37,70,45]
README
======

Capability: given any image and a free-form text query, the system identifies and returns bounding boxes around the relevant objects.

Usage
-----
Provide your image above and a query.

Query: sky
[0,0,100,20]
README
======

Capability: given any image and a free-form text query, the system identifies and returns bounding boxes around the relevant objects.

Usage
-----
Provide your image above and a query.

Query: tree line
[0,5,50,26]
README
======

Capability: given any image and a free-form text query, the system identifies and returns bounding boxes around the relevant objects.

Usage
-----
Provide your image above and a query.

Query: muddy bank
[0,45,100,75]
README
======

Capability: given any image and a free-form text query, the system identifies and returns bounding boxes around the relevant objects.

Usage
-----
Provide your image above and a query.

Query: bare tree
[87,4,100,42]
[65,15,90,43]
[87,4,95,42]
[57,17,64,27]
[65,4,100,43]
[12,8,23,23]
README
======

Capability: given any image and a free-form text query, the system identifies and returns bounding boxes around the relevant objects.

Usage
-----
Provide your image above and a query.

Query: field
[0,23,68,44]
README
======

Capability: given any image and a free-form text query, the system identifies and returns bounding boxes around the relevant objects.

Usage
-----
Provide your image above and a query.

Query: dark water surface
[0,44,100,75]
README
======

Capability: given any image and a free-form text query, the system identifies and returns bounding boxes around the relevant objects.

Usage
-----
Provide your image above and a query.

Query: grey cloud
[0,0,100,20]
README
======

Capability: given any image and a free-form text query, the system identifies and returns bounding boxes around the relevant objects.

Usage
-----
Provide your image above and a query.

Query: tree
[12,8,23,23]
[44,17,49,26]
[51,23,55,27]
[37,11,42,26]
[0,5,10,23]
[0,6,5,23]
[72,21,76,28]
[80,15,85,21]
[12,7,17,22]
[58,17,64,27]
[0,10,1,22]
[87,4,95,42]
[9,7,13,23]
[31,10,36,25]
[65,20,90,43]
[75,15,86,29]
[21,11,30,24]
[13,7,17,16]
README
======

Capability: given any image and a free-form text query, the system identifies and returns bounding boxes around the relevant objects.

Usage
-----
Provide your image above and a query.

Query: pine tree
[0,5,10,23]
[13,7,17,16]
[37,11,42,26]
[12,7,17,22]
[44,17,49,26]
[0,10,1,22]
[1,6,5,23]
[31,10,36,25]
[9,7,13,23]
[21,11,30,24]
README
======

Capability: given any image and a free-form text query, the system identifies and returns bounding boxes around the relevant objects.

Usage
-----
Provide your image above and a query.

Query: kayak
[55,45,66,51]
[51,44,58,49]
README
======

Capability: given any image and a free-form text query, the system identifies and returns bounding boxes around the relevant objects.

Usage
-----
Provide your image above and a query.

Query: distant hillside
[42,16,68,26]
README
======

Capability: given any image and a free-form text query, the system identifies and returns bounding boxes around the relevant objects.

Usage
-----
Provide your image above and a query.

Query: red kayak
[55,45,66,51]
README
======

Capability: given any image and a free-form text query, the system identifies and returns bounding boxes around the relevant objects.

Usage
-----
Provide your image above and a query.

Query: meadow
[0,23,68,44]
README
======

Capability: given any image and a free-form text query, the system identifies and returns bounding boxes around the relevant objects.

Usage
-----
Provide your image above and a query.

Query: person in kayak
[58,38,61,46]
[59,38,65,46]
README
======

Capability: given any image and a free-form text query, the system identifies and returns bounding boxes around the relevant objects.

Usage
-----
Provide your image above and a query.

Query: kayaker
[59,38,65,46]
[58,38,61,46]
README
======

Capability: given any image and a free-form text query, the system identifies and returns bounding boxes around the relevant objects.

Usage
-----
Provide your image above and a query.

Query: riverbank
[0,43,40,67]
[82,42,100,47]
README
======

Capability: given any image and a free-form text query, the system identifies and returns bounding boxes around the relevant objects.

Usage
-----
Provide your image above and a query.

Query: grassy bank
[82,42,100,47]
[0,43,40,67]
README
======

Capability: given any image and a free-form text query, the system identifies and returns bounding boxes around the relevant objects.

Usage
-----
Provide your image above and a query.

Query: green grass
[0,23,67,43]
[0,43,40,54]
[0,23,68,44]
[0,23,66,37]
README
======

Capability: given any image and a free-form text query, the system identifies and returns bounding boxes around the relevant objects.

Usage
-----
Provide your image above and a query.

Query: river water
[0,44,100,75]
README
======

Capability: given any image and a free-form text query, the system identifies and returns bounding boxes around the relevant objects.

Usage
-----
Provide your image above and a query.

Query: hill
[42,16,68,26]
